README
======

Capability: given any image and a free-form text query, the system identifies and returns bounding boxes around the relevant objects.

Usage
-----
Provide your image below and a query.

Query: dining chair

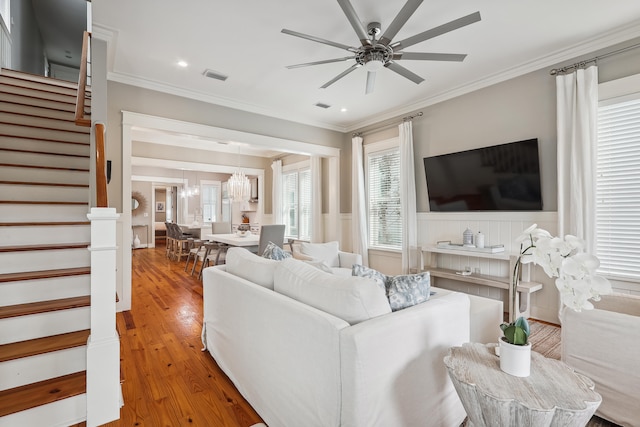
[196,222,232,279]
[257,224,285,256]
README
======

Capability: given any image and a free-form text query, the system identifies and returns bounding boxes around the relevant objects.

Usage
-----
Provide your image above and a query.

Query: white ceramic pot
[499,338,531,377]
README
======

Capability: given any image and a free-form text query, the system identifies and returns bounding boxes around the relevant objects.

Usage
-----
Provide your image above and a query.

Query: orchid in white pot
[499,224,612,376]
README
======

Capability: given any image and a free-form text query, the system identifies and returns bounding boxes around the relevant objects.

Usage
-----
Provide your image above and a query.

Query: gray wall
[9,0,45,74]
[342,37,640,214]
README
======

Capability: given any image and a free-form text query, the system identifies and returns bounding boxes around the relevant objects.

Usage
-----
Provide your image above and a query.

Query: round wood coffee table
[444,343,601,427]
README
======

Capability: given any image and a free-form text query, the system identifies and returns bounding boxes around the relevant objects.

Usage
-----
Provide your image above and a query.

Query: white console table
[423,246,542,321]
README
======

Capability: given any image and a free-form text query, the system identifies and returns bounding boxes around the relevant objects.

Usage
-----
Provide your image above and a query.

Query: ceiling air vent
[314,102,331,109]
[202,69,228,81]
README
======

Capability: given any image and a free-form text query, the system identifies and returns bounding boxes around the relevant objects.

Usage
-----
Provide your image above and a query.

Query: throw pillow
[386,272,431,312]
[352,264,432,311]
[226,247,279,290]
[274,258,391,324]
[300,241,340,267]
[262,241,292,260]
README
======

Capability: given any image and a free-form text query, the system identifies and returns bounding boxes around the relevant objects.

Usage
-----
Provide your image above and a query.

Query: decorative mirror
[131,191,147,216]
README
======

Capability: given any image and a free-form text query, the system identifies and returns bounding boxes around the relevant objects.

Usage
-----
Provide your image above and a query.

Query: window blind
[298,169,311,241]
[596,95,640,281]
[282,171,298,238]
[367,148,402,250]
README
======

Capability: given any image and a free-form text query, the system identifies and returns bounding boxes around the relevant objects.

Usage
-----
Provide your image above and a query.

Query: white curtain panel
[271,159,283,224]
[399,121,418,273]
[352,136,369,266]
[311,155,323,242]
[556,65,598,254]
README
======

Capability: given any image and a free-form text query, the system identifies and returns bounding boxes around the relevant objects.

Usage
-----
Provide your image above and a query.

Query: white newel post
[86,207,121,426]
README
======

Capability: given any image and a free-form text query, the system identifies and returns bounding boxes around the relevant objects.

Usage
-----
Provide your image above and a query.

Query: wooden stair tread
[0,295,91,320]
[0,120,90,135]
[0,134,90,147]
[0,181,89,188]
[0,243,90,253]
[0,162,89,172]
[0,221,89,226]
[0,371,86,417]
[0,266,90,283]
[0,147,90,158]
[0,201,88,206]
[0,330,90,363]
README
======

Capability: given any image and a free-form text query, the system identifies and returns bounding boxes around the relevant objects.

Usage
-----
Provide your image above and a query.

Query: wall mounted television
[423,138,543,212]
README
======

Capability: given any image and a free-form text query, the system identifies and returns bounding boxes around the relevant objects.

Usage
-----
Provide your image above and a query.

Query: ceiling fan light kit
[282,0,481,94]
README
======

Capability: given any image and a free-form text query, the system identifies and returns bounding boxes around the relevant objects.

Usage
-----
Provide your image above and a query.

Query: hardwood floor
[104,246,262,427]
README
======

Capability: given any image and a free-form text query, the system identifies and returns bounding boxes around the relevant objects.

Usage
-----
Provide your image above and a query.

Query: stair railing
[95,123,108,207]
[75,30,91,127]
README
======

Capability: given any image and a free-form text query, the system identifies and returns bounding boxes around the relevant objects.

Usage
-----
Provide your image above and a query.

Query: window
[0,0,9,32]
[201,181,221,223]
[282,162,311,240]
[366,139,401,250]
[596,92,640,281]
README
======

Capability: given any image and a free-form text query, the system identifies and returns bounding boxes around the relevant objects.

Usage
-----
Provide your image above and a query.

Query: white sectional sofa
[201,248,502,427]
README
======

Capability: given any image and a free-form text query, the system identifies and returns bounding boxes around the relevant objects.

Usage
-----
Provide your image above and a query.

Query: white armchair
[561,293,640,427]
[290,241,362,274]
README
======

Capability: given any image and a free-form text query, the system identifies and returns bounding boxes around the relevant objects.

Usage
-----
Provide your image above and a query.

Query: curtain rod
[549,41,640,75]
[352,112,423,138]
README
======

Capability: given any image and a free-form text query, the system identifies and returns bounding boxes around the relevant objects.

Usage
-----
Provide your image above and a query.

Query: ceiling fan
[282,0,481,94]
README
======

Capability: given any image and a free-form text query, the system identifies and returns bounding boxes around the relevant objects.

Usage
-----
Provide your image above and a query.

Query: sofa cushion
[274,258,391,324]
[299,241,340,267]
[262,241,292,260]
[352,265,432,312]
[226,247,279,290]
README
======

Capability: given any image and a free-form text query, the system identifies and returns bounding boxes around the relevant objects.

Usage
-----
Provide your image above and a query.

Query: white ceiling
[92,0,640,132]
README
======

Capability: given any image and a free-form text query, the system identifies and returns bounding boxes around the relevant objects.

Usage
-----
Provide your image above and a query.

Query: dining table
[202,233,260,268]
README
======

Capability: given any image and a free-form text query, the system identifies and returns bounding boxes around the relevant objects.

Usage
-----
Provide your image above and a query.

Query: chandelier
[228,169,250,202]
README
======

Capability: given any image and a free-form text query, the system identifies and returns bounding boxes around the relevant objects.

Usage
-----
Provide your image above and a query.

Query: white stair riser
[0,394,86,427]
[0,184,88,202]
[0,136,90,156]
[0,123,89,144]
[0,274,90,306]
[0,225,90,246]
[0,346,86,391]
[0,248,89,274]
[0,101,77,121]
[0,203,89,222]
[0,111,86,133]
[0,307,90,345]
[0,92,77,113]
[0,84,78,104]
[0,72,80,94]
[0,150,89,170]
[0,166,89,186]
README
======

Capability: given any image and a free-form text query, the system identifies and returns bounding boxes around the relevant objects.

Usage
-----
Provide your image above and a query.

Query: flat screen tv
[424,139,542,211]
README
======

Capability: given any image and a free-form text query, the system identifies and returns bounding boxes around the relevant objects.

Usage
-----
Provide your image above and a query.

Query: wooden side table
[444,343,601,427]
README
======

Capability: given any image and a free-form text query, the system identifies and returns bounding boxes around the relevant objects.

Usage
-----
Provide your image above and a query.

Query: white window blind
[596,94,640,281]
[282,166,311,240]
[367,146,402,250]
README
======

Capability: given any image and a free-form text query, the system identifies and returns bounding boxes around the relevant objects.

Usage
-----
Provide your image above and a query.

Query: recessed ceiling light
[177,60,188,68]
[341,107,348,112]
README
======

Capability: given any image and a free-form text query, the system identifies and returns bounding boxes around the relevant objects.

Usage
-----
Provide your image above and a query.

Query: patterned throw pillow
[262,241,292,260]
[352,264,387,292]
[352,264,431,311]
[386,272,431,312]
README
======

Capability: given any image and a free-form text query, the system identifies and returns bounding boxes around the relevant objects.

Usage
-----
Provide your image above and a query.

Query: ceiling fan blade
[337,0,371,46]
[281,29,357,52]
[391,11,481,51]
[286,56,356,69]
[379,0,424,46]
[384,62,424,85]
[393,52,467,62]
[320,63,360,89]
[365,71,376,94]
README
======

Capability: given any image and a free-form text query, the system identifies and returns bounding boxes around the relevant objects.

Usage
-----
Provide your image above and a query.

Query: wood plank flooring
[103,246,262,427]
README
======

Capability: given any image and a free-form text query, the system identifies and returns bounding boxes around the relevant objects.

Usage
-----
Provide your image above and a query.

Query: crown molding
[344,19,640,132]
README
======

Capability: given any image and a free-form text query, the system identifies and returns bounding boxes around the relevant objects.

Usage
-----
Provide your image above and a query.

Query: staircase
[0,69,93,426]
